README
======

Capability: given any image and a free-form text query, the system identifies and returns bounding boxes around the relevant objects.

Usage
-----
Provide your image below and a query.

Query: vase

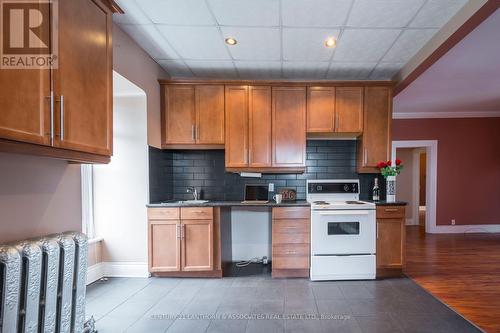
[386,175,396,203]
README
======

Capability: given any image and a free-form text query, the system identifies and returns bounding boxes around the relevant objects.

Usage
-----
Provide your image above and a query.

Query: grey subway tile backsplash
[149,140,385,202]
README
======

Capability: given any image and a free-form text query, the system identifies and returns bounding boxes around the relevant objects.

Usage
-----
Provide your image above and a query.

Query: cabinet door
[0,70,50,146]
[336,87,363,133]
[225,86,249,168]
[249,86,272,167]
[359,87,391,171]
[307,87,335,133]
[164,85,196,144]
[149,220,181,272]
[196,85,224,144]
[181,219,213,271]
[376,218,404,269]
[54,0,112,155]
[272,87,306,168]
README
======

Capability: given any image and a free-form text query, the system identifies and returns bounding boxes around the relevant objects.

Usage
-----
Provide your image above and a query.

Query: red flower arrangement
[377,159,403,178]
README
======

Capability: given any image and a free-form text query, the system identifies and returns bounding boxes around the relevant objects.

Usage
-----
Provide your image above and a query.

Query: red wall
[392,118,500,226]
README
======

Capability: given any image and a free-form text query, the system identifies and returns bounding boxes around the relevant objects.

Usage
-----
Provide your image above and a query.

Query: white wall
[231,208,272,261]
[93,73,149,267]
[0,153,81,244]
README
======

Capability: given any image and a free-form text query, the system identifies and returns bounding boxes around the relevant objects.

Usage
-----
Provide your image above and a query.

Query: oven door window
[327,222,360,235]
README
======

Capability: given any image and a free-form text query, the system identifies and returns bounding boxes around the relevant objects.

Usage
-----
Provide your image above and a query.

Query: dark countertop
[147,200,311,208]
[367,200,407,206]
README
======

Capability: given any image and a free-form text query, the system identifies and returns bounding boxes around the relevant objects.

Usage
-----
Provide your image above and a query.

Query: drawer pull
[384,208,399,212]
[286,251,297,255]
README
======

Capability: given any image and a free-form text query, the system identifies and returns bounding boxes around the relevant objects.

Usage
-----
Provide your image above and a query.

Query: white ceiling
[114,0,468,80]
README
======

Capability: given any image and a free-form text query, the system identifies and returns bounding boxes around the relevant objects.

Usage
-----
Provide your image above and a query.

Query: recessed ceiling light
[225,37,237,45]
[325,37,336,48]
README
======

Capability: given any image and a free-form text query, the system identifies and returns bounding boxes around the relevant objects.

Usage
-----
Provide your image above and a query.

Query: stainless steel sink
[177,200,209,204]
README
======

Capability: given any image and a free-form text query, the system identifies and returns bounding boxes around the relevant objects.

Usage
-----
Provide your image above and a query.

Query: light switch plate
[269,183,274,192]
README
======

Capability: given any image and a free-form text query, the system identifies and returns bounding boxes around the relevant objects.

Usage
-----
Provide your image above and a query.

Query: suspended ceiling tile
[282,62,329,79]
[283,28,340,61]
[137,0,215,25]
[347,0,425,28]
[333,29,401,62]
[157,26,231,60]
[234,61,282,79]
[383,29,437,63]
[281,0,353,27]
[370,62,404,80]
[326,62,377,80]
[207,0,280,26]
[410,0,468,28]
[158,59,193,77]
[185,60,238,79]
[119,24,179,59]
[220,27,281,61]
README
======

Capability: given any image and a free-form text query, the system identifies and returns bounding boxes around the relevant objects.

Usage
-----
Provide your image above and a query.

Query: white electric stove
[307,179,376,281]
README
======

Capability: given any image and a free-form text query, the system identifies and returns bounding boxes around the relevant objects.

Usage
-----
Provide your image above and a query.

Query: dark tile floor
[86,266,482,333]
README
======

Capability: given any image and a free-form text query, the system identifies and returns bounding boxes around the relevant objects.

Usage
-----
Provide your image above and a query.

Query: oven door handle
[318,211,370,215]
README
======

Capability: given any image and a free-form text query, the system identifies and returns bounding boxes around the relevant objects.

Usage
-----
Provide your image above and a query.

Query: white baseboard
[86,261,149,285]
[86,262,105,285]
[405,218,418,226]
[103,261,149,278]
[428,224,500,234]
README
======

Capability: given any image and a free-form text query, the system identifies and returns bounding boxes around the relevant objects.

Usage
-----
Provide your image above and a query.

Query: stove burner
[313,201,330,205]
[346,201,365,205]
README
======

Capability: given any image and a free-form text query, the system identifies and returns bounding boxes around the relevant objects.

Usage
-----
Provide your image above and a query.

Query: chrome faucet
[186,186,198,200]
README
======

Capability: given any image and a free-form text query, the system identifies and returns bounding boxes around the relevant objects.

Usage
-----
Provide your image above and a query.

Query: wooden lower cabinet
[376,205,406,277]
[272,207,311,278]
[148,207,218,276]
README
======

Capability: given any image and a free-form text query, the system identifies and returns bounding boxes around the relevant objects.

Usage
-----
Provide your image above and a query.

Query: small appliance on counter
[241,184,269,204]
[307,179,376,281]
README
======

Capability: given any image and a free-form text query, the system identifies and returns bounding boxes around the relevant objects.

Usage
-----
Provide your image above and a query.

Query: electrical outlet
[262,256,269,265]
[268,183,274,192]
[451,219,456,225]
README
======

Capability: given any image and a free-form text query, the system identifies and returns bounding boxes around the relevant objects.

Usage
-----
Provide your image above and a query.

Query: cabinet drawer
[273,207,310,219]
[376,206,405,219]
[273,219,310,234]
[181,207,213,220]
[148,208,180,220]
[273,232,310,245]
[273,244,309,257]
[273,256,309,269]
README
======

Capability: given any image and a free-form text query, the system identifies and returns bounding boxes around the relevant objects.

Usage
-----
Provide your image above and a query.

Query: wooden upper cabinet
[164,85,196,144]
[225,86,249,168]
[196,85,225,144]
[272,87,307,168]
[358,87,392,172]
[249,86,272,167]
[162,84,224,147]
[0,68,50,146]
[335,87,363,134]
[307,87,335,133]
[149,220,181,272]
[54,0,113,156]
[181,219,213,271]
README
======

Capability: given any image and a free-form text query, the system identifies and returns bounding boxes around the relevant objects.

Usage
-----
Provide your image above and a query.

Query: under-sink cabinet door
[181,219,213,271]
[149,220,181,272]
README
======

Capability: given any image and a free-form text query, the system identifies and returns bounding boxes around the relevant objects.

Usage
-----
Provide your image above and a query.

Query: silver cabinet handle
[191,125,195,140]
[286,250,297,255]
[364,148,368,165]
[335,113,339,132]
[60,95,64,141]
[196,125,199,141]
[181,224,185,239]
[176,224,180,239]
[50,91,54,145]
[376,222,379,239]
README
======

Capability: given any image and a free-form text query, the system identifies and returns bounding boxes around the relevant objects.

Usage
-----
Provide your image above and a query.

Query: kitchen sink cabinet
[358,87,392,173]
[376,205,406,277]
[148,207,218,276]
[0,0,116,163]
[162,84,225,148]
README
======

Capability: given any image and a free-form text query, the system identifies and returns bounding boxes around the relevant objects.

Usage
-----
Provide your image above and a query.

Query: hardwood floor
[405,226,500,333]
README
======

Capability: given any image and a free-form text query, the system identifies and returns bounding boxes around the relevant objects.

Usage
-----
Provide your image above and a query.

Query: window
[81,164,95,239]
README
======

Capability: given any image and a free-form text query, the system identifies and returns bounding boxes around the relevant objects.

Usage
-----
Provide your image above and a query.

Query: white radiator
[0,232,88,333]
